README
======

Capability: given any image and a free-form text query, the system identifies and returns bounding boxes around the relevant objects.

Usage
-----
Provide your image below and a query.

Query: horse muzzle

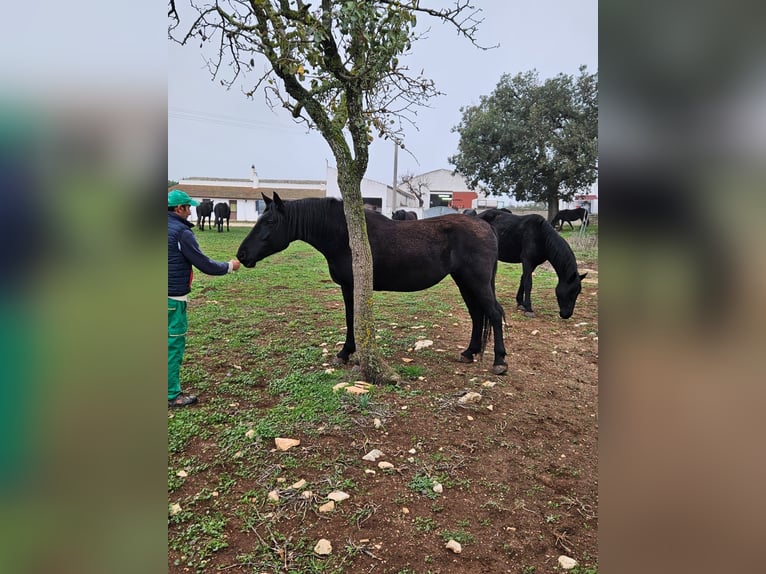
[236,249,256,268]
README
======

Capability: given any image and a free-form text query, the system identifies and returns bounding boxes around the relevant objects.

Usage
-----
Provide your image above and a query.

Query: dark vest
[168,213,193,296]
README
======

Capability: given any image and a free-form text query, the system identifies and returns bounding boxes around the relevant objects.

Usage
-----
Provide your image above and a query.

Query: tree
[169,1,489,384]
[398,172,430,208]
[449,67,598,221]
[168,180,178,189]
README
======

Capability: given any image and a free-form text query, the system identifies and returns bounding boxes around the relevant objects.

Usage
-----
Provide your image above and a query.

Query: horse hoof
[457,353,473,364]
[492,364,508,375]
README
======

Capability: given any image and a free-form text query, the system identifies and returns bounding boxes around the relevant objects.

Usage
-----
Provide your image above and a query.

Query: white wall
[191,199,259,224]
[326,166,407,217]
[559,181,598,214]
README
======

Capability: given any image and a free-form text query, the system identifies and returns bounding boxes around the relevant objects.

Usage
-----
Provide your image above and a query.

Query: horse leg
[454,277,507,374]
[462,278,508,374]
[334,284,356,364]
[515,280,525,310]
[454,283,484,363]
[488,297,508,374]
[517,264,535,317]
[481,268,508,373]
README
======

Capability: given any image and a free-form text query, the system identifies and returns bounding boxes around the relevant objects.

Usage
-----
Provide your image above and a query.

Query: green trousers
[167,298,188,400]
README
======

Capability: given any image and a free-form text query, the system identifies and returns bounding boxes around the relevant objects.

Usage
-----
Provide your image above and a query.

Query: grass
[169,224,598,572]
[413,516,438,533]
[440,528,475,545]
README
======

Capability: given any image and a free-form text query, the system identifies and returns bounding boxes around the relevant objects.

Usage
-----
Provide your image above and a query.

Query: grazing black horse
[478,209,587,318]
[214,202,230,232]
[392,209,418,220]
[550,207,589,231]
[196,199,213,231]
[237,193,508,374]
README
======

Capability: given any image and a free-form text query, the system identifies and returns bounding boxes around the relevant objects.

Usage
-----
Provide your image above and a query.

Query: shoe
[168,394,198,408]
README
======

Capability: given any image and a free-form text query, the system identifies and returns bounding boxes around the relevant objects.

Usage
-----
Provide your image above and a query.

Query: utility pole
[389,142,398,218]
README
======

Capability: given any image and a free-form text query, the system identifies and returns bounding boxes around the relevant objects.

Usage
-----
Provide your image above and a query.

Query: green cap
[168,189,200,207]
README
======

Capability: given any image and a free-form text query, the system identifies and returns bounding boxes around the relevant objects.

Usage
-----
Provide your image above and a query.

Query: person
[168,190,240,408]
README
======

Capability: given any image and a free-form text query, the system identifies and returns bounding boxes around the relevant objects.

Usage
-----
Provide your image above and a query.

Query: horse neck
[286,199,345,251]
[543,225,578,279]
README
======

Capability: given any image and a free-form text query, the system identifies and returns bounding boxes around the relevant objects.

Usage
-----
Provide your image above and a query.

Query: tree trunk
[336,166,400,385]
[547,186,560,222]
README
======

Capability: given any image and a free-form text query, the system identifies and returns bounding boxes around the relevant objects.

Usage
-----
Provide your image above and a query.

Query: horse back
[364,213,498,291]
[479,211,550,266]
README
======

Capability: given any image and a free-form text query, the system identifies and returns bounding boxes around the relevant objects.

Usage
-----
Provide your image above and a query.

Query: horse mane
[283,197,346,243]
[541,219,579,281]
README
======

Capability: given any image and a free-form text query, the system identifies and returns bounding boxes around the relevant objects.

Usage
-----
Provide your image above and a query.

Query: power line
[168,107,308,133]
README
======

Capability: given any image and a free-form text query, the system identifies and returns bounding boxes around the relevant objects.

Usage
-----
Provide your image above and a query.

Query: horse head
[237,192,290,268]
[555,272,587,319]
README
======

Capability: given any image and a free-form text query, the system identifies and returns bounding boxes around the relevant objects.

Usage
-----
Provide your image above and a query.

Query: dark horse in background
[214,202,230,232]
[550,207,589,231]
[196,199,213,231]
[238,193,508,374]
[392,209,418,220]
[478,209,586,318]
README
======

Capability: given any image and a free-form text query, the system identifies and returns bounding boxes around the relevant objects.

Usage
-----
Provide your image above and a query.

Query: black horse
[214,202,230,232]
[238,193,508,374]
[464,208,511,217]
[196,200,213,231]
[550,207,589,231]
[478,209,586,318]
[392,209,418,220]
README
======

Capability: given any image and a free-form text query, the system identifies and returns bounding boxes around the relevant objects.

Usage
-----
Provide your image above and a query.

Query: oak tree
[450,67,598,221]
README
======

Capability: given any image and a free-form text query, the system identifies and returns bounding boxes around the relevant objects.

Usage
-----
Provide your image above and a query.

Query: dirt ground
[169,260,598,574]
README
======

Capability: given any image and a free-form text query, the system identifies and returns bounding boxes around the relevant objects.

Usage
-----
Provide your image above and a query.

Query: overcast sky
[168,1,597,185]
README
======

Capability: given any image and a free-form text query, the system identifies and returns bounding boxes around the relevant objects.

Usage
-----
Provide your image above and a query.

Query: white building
[401,168,483,215]
[324,166,418,216]
[170,165,325,223]
[170,165,419,222]
[169,165,597,222]
[561,181,599,215]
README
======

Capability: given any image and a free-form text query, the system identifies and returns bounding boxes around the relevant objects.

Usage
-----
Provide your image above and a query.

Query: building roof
[168,184,324,201]
[184,177,324,185]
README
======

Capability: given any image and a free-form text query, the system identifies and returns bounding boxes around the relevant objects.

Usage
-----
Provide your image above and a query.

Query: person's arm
[178,229,235,276]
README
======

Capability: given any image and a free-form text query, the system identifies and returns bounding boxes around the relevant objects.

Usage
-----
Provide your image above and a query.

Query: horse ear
[272,192,284,210]
[262,193,272,205]
[579,272,588,280]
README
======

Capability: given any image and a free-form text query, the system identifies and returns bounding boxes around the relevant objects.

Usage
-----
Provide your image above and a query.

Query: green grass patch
[440,528,475,545]
[250,370,349,438]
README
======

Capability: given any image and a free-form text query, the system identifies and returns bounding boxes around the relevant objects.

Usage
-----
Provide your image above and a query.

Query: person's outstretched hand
[230,259,241,271]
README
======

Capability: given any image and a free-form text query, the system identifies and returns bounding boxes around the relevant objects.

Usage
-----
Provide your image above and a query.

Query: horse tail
[480,305,506,357]
[481,315,492,356]
[479,265,506,356]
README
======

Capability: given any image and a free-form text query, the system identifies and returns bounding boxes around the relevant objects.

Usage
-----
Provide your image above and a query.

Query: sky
[168,1,597,186]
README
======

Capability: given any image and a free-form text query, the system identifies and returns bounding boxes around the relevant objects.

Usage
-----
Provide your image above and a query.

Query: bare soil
[169,263,598,574]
